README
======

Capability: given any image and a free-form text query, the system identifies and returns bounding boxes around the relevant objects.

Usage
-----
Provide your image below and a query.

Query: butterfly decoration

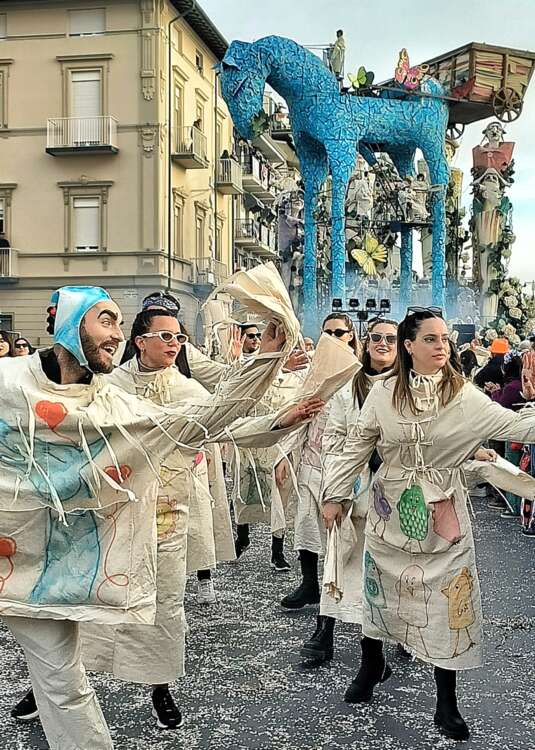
[394,48,429,91]
[348,65,375,91]
[350,232,387,276]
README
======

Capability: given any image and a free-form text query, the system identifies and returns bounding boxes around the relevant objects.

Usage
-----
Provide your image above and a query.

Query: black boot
[271,534,291,572]
[300,615,335,664]
[434,667,470,741]
[234,523,250,559]
[344,637,392,703]
[280,550,320,609]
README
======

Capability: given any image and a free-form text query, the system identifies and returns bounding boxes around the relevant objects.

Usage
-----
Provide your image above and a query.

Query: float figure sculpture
[217,36,450,329]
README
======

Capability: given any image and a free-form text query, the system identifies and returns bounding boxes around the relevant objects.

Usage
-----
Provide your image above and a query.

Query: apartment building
[0,0,242,342]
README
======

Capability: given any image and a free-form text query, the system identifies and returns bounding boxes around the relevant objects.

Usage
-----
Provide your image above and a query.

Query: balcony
[0,247,18,282]
[195,256,227,287]
[240,155,276,203]
[46,116,118,155]
[171,126,209,169]
[216,158,243,195]
[234,220,277,257]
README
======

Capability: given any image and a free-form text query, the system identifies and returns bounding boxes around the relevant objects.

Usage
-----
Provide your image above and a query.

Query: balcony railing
[216,158,243,194]
[172,126,208,169]
[0,247,17,278]
[196,256,227,286]
[240,154,276,202]
[46,116,118,155]
[234,220,277,256]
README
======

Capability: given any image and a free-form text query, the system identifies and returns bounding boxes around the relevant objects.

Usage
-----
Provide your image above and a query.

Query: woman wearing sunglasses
[277,313,360,610]
[322,308,535,741]
[300,317,399,663]
[77,308,324,731]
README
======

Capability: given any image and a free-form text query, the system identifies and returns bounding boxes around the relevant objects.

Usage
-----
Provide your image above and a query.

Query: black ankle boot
[280,550,320,609]
[271,535,290,572]
[235,524,250,559]
[434,667,470,741]
[300,615,335,664]
[344,637,392,703]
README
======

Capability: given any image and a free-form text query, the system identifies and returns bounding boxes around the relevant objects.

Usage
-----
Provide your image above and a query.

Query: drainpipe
[167,0,197,293]
[213,68,218,275]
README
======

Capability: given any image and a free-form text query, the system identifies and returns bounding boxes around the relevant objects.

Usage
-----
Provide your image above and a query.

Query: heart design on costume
[35,400,68,429]
[0,537,16,557]
[193,452,204,467]
[104,465,132,485]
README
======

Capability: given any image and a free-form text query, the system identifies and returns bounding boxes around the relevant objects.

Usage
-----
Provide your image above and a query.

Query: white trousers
[3,615,114,750]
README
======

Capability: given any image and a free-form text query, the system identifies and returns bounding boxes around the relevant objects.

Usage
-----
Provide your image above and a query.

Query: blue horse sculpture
[218,36,450,328]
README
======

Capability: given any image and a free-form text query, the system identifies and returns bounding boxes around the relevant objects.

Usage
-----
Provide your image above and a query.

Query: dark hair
[322,312,359,356]
[353,318,398,406]
[388,310,465,415]
[449,339,462,374]
[175,320,192,378]
[14,337,34,354]
[0,330,12,356]
[503,354,522,382]
[129,309,177,356]
[239,323,259,334]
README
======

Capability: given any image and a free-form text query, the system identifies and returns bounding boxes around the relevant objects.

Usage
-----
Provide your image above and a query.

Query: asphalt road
[0,499,533,750]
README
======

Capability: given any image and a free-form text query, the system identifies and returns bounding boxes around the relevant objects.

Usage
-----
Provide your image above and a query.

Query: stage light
[366,298,377,310]
[332,298,343,310]
[357,310,368,321]
[380,298,391,312]
[348,298,360,309]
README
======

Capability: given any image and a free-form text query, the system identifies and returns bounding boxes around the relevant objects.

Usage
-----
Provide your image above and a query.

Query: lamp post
[167,0,197,293]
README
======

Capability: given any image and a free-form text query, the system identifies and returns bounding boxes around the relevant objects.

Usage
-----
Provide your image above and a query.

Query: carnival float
[217,36,535,335]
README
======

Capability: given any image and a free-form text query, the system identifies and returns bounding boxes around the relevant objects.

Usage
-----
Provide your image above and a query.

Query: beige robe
[80,359,282,684]
[324,374,535,670]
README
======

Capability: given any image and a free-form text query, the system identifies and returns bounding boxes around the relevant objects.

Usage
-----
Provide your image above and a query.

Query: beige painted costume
[324,374,535,670]
[81,358,279,684]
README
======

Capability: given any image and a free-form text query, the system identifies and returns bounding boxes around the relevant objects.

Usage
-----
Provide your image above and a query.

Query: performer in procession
[0,285,323,750]
[322,308,535,741]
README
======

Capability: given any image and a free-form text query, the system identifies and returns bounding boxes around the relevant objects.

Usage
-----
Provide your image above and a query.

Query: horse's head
[216,40,272,140]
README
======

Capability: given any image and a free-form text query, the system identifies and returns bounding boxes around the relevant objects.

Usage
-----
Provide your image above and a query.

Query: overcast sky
[198,0,535,283]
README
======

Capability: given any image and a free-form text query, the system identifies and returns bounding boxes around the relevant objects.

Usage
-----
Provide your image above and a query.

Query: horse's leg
[325,140,357,301]
[422,142,449,309]
[388,148,416,315]
[294,133,329,334]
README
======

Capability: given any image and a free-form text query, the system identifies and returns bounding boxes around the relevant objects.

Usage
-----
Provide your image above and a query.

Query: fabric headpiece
[50,286,112,367]
[142,293,180,314]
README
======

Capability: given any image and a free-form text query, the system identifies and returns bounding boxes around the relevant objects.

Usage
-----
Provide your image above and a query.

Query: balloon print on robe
[396,564,431,656]
[364,551,390,635]
[398,484,429,552]
[441,567,477,658]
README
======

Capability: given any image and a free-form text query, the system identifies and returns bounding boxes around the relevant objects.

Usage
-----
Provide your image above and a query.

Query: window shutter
[0,15,6,39]
[0,198,5,233]
[74,197,100,252]
[71,70,102,118]
[69,9,105,36]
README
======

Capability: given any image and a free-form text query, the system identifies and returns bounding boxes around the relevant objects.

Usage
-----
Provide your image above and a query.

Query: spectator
[473,338,508,390]
[460,338,479,378]
[13,337,34,357]
[0,232,10,250]
[486,353,524,517]
[0,330,11,358]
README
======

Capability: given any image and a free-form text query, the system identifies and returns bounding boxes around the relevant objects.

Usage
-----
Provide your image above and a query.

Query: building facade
[0,0,240,342]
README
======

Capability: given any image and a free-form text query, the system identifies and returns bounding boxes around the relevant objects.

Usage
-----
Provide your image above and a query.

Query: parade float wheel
[447,123,465,140]
[493,87,523,122]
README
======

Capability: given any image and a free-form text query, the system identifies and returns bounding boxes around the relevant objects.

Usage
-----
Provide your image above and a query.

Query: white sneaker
[197,579,217,605]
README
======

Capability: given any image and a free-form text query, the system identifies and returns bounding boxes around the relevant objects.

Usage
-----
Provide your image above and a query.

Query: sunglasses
[141,331,188,344]
[369,333,397,345]
[246,332,262,340]
[323,328,351,338]
[407,306,443,317]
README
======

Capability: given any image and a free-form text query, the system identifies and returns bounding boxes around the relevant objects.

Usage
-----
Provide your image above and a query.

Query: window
[0,198,5,233]
[215,219,223,262]
[69,9,105,37]
[195,50,204,75]
[173,201,183,257]
[195,102,204,132]
[73,196,100,251]
[195,212,205,259]
[0,59,12,128]
[173,81,183,144]
[0,14,6,39]
[172,27,183,54]
[70,69,102,118]
[0,314,12,330]
[215,121,222,158]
